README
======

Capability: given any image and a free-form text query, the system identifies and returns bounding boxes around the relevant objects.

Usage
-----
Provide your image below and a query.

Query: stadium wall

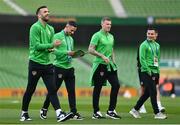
[0,15,180,46]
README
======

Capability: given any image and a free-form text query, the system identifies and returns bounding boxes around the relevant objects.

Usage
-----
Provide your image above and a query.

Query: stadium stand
[121,0,180,17]
[12,0,115,17]
[0,1,17,15]
[0,0,179,90]
[1,0,180,17]
[0,47,91,88]
[0,47,179,88]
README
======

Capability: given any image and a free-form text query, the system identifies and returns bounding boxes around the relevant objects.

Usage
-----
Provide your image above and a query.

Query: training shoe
[92,111,105,119]
[159,107,166,113]
[71,112,83,120]
[40,108,48,120]
[154,112,167,119]
[57,111,73,122]
[20,112,32,121]
[139,105,147,113]
[129,108,141,118]
[106,110,121,119]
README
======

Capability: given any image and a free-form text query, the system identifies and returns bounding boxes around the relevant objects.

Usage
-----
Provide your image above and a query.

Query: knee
[112,83,120,89]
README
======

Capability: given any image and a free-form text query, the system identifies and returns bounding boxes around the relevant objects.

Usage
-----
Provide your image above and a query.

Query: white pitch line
[3,0,28,16]
[109,0,127,18]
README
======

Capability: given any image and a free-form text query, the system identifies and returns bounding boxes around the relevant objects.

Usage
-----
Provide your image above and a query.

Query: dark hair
[147,27,158,33]
[67,21,77,27]
[101,17,111,23]
[36,6,47,15]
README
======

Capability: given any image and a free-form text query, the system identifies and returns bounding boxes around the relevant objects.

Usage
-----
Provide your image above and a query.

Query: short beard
[42,18,49,22]
[42,16,49,22]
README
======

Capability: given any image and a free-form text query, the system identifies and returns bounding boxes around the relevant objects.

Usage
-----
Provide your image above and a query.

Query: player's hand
[53,40,61,47]
[68,51,75,56]
[48,48,55,52]
[101,55,110,63]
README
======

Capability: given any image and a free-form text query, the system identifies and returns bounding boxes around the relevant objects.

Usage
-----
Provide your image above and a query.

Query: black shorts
[138,69,159,86]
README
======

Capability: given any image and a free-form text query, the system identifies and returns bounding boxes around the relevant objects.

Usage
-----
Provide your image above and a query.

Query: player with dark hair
[138,30,165,113]
[40,21,83,120]
[20,6,72,122]
[129,27,167,119]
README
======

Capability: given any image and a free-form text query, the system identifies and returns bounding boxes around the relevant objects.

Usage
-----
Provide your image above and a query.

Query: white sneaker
[57,112,73,122]
[20,112,32,121]
[106,110,121,119]
[159,106,165,113]
[154,112,167,119]
[40,108,48,120]
[139,105,147,113]
[96,111,103,117]
[92,111,105,119]
[129,108,141,118]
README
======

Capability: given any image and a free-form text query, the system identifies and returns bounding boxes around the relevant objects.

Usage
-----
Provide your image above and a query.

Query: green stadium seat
[0,46,179,88]
[121,0,180,17]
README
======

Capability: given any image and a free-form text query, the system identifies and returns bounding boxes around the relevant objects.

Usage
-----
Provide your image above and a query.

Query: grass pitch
[0,96,180,124]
